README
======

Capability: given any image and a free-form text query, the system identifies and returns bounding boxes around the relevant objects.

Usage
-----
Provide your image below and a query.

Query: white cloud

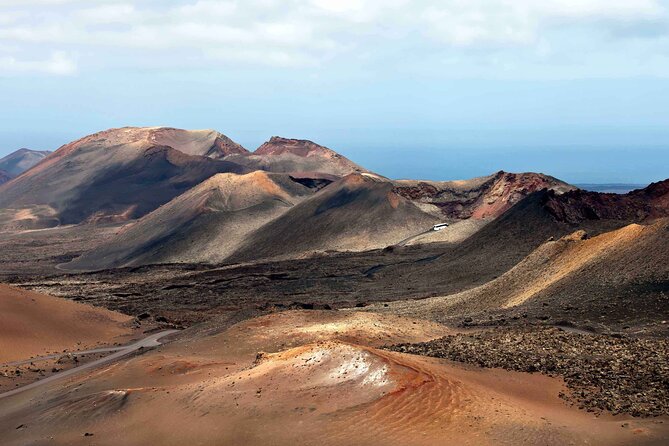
[0,50,77,75]
[0,0,667,76]
[74,4,136,24]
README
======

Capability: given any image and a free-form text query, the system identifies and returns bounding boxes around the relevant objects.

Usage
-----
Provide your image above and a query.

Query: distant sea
[575,184,647,194]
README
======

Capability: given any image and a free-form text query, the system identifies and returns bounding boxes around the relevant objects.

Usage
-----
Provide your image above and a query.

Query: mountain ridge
[0,148,52,178]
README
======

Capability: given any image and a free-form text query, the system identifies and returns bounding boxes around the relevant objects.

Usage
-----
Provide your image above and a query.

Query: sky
[1,0,668,184]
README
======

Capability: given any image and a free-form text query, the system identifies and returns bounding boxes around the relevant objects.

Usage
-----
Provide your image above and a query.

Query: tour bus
[433,223,449,231]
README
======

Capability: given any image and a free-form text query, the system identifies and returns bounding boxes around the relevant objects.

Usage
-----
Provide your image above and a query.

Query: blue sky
[1,0,668,183]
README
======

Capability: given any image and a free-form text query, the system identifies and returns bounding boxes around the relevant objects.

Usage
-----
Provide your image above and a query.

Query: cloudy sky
[1,0,668,183]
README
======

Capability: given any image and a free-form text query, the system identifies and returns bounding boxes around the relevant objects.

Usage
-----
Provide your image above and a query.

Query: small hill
[393,170,574,220]
[66,172,316,270]
[0,283,132,362]
[0,127,249,226]
[0,148,51,177]
[382,219,669,329]
[228,173,439,262]
[225,136,368,177]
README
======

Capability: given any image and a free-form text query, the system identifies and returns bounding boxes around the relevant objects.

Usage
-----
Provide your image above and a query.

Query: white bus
[433,223,449,231]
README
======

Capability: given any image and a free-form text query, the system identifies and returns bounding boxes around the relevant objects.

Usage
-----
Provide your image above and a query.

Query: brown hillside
[228,173,439,262]
[0,128,249,226]
[381,219,669,330]
[65,171,316,270]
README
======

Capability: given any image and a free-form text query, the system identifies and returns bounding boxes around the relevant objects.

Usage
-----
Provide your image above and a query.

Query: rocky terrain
[226,173,440,262]
[390,327,669,417]
[544,179,669,223]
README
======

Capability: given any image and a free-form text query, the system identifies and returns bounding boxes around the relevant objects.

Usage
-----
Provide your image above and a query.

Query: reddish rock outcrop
[393,171,575,220]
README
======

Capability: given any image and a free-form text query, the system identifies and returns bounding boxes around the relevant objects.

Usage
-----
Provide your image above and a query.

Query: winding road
[396,228,437,246]
[0,330,179,400]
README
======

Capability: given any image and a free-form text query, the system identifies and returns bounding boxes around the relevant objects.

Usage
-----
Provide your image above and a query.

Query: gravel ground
[389,327,669,417]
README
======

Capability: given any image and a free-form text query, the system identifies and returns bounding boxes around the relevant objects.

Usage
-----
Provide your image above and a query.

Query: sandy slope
[379,218,669,322]
[0,284,132,363]
[65,171,315,270]
[0,310,665,445]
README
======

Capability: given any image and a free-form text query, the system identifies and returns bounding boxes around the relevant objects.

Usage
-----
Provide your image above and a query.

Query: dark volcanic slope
[367,183,666,301]
[66,172,316,271]
[384,219,669,330]
[0,148,51,177]
[546,178,669,223]
[0,127,249,226]
[0,170,10,185]
[393,170,574,220]
[225,136,368,177]
[14,182,667,323]
[228,173,439,262]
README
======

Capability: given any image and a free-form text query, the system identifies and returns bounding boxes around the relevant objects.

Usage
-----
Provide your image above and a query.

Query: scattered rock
[388,327,669,417]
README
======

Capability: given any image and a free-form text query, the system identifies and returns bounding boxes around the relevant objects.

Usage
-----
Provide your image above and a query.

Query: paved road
[0,330,179,400]
[397,229,435,246]
[1,346,128,368]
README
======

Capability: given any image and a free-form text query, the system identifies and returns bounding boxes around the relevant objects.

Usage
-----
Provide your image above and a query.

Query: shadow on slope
[65,172,316,270]
[227,174,439,262]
